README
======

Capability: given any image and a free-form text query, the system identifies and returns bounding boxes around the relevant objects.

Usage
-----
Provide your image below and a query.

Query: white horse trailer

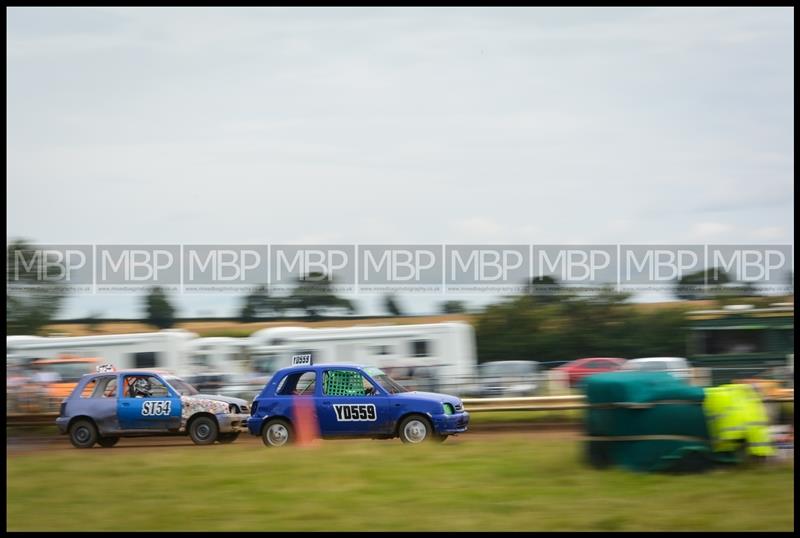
[6,330,199,375]
[245,322,478,394]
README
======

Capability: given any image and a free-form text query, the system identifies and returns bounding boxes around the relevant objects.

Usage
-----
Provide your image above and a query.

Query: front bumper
[432,411,470,435]
[216,413,250,433]
[55,417,69,434]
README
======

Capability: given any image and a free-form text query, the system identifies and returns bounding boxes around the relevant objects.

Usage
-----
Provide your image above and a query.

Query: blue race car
[56,366,250,448]
[247,360,469,446]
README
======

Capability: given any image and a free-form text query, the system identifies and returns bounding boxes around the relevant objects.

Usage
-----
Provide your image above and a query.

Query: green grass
[7,437,793,531]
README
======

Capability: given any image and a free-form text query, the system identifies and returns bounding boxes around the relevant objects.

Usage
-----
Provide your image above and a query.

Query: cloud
[748,226,787,241]
[690,221,734,240]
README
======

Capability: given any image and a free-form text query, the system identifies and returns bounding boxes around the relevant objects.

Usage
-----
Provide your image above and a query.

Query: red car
[554,357,627,387]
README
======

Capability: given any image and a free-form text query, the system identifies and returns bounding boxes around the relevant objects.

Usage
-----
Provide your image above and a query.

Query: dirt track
[6,427,581,454]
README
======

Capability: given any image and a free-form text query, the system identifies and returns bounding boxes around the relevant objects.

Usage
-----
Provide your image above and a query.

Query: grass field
[7,436,793,531]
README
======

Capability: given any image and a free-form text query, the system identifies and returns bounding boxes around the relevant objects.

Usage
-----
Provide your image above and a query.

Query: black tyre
[97,436,120,448]
[398,415,433,444]
[189,416,219,445]
[261,418,294,447]
[69,419,98,449]
[217,433,240,444]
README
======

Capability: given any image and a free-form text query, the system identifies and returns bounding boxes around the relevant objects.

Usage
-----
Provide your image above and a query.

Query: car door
[117,374,182,430]
[316,368,390,436]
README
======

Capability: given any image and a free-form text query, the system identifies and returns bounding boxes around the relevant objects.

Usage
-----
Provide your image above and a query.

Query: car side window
[276,372,317,396]
[323,370,379,397]
[80,379,98,398]
[89,376,117,398]
[123,375,171,398]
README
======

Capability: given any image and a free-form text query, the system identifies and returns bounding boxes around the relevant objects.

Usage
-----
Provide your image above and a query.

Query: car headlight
[442,403,455,415]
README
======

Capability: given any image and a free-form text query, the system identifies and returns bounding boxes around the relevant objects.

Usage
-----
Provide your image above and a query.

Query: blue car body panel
[247,364,470,439]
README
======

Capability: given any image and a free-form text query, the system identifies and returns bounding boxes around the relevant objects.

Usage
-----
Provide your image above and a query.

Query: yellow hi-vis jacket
[703,384,775,457]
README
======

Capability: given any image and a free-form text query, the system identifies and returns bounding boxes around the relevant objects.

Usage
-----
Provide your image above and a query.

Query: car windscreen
[364,367,408,394]
[627,361,668,371]
[164,376,199,396]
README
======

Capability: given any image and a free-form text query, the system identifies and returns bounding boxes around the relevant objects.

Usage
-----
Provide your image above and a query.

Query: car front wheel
[398,415,433,444]
[189,416,219,445]
[69,419,98,449]
[262,419,293,447]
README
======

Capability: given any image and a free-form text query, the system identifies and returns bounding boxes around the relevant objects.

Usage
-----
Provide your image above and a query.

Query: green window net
[324,370,366,396]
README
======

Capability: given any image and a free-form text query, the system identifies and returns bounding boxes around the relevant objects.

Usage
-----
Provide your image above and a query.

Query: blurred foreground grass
[7,436,793,531]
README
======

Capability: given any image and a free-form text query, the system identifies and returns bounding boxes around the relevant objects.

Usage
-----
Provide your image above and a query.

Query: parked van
[246,322,478,396]
[6,330,199,375]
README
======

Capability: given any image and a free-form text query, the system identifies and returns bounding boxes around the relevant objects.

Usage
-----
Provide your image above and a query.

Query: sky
[6,7,794,318]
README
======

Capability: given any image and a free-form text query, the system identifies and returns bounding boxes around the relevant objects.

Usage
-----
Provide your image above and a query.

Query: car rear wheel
[189,416,219,445]
[97,436,120,448]
[262,419,293,447]
[398,415,433,444]
[217,433,240,444]
[69,419,98,449]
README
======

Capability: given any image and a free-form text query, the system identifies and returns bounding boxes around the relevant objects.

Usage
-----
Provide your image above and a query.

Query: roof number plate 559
[292,354,312,366]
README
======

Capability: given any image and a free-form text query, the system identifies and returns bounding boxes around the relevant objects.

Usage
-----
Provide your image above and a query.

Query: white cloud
[748,226,786,241]
[690,221,734,240]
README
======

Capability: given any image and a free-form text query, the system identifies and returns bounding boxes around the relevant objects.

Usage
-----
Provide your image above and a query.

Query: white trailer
[6,330,199,375]
[245,322,478,388]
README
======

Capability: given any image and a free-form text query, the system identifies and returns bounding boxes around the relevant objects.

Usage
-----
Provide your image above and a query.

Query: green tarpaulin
[584,372,738,472]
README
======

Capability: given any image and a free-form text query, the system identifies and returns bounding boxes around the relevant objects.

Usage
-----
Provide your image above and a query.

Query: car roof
[630,357,686,362]
[277,363,370,373]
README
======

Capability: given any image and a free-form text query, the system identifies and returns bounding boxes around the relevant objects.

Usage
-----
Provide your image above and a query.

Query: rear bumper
[216,413,250,433]
[432,411,470,435]
[246,416,264,436]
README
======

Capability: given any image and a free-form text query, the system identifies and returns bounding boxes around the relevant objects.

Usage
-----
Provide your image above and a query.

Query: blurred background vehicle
[6,330,199,373]
[620,357,691,381]
[25,355,100,413]
[382,363,442,393]
[478,360,541,397]
[244,322,478,397]
[4,322,482,408]
[687,304,794,385]
[553,357,627,388]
